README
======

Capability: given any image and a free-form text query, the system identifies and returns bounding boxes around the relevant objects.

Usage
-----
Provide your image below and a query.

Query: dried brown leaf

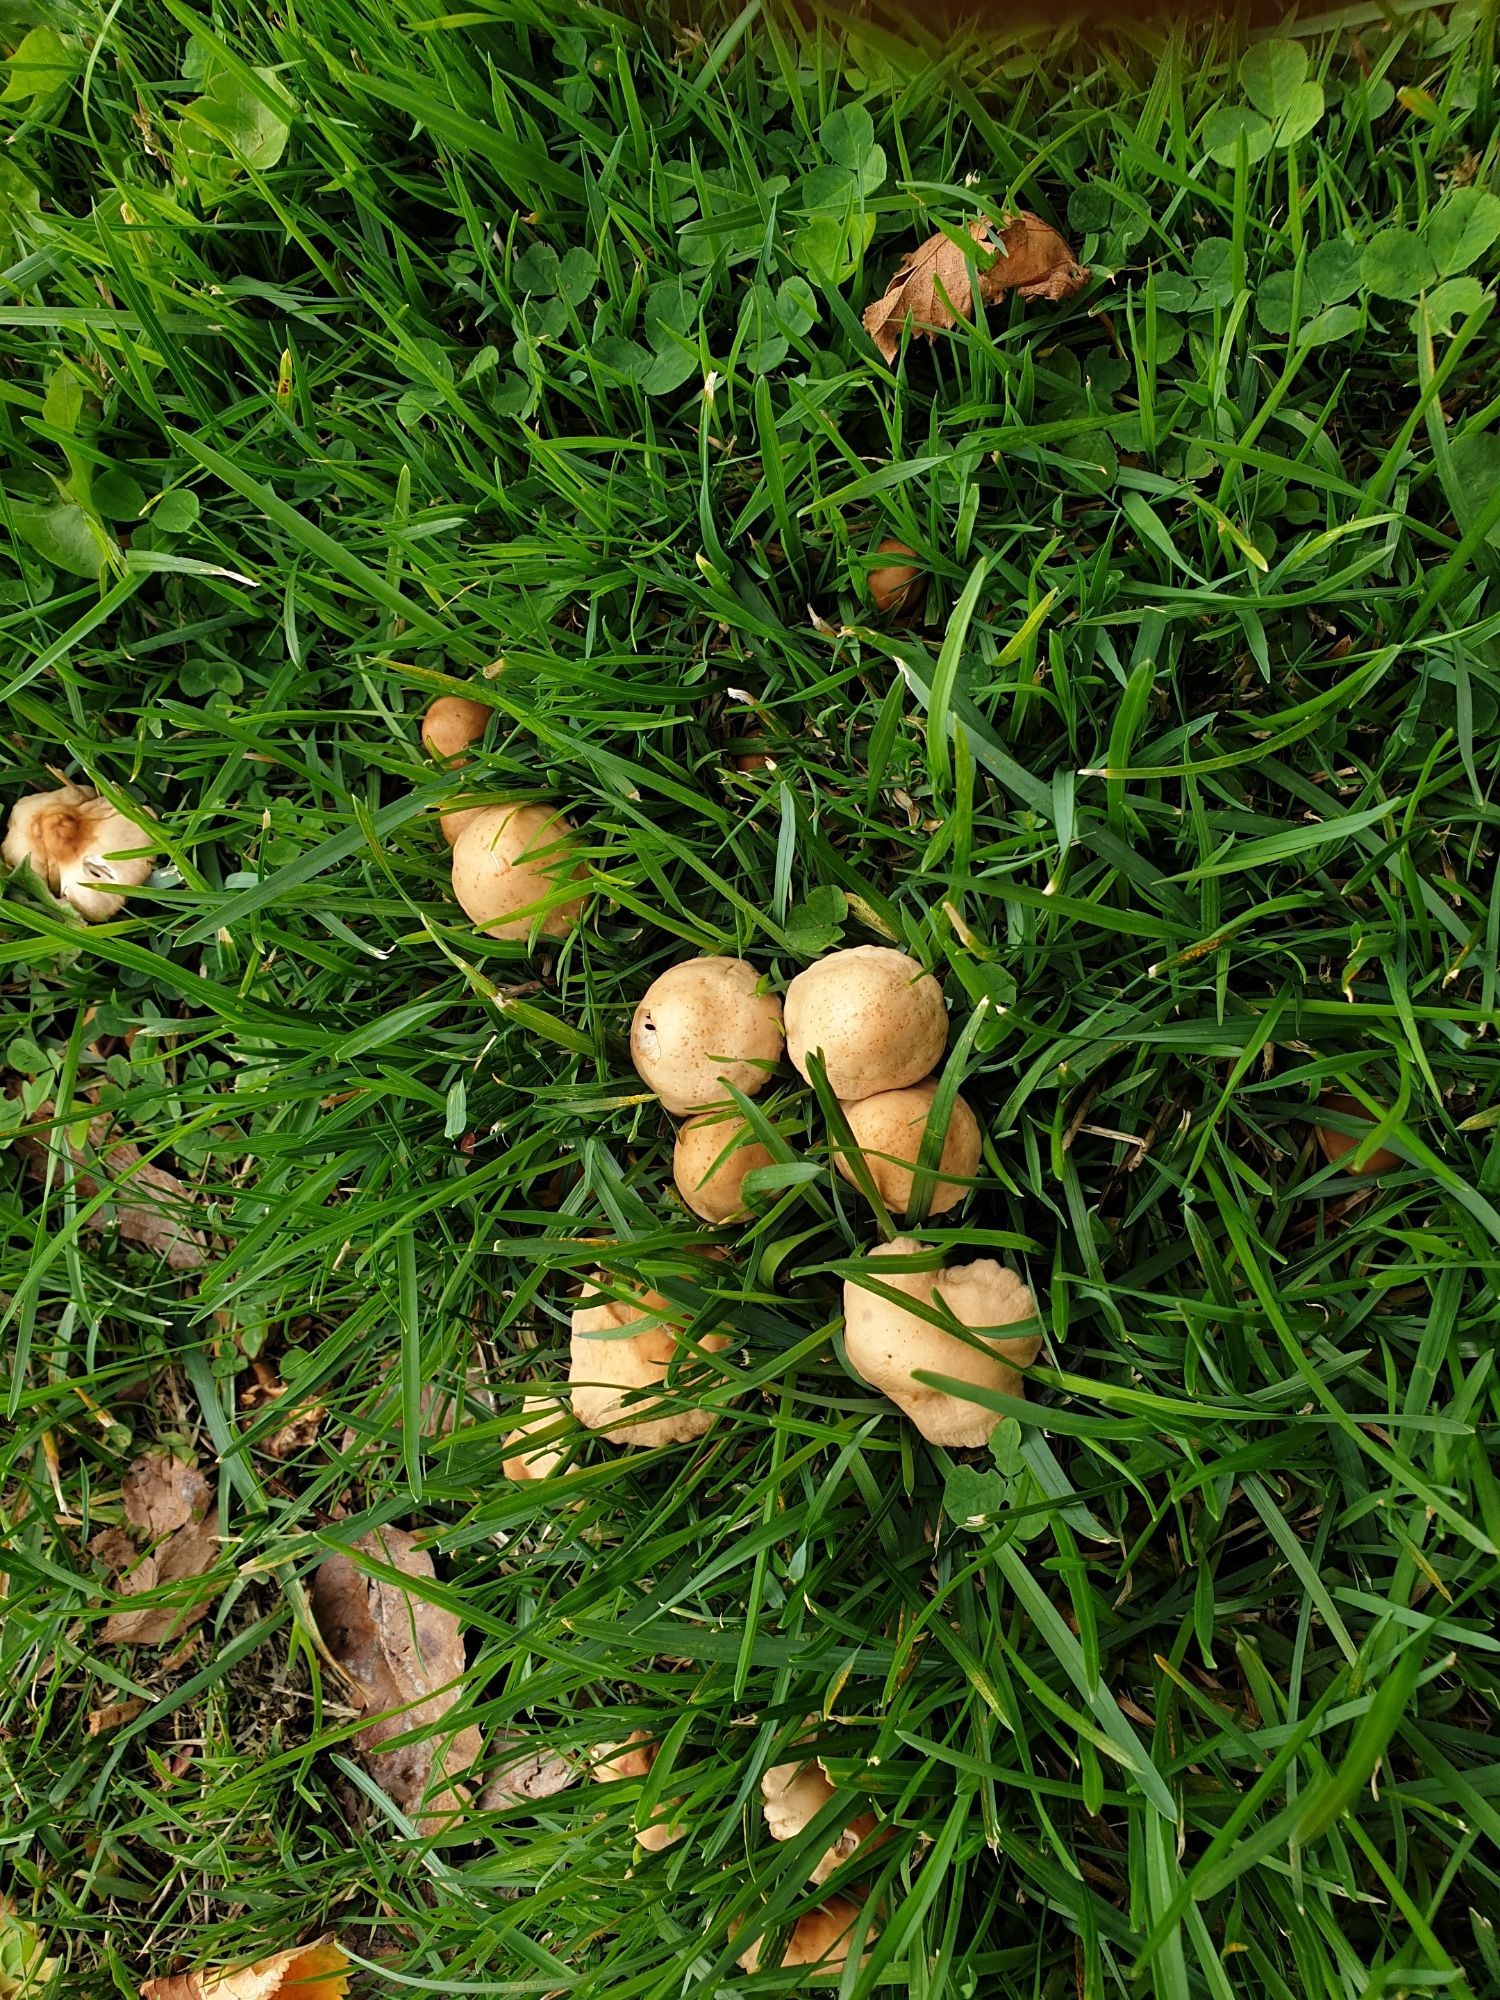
[861,212,1087,363]
[309,1527,482,1833]
[139,1934,349,2000]
[14,1098,207,1270]
[87,1697,146,1736]
[93,1451,222,1648]
[477,1737,580,1809]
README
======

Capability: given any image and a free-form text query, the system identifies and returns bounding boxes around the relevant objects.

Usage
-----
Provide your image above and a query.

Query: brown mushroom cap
[673,1113,773,1224]
[422,694,490,762]
[591,1731,656,1783]
[868,536,924,617]
[834,1079,981,1217]
[450,802,585,943]
[843,1236,1040,1447]
[1315,1092,1401,1177]
[568,1282,732,1447]
[762,1754,883,1887]
[735,1897,866,1975]
[2,783,158,923]
[784,946,946,1101]
[422,695,492,845]
[500,1396,570,1482]
[630,957,784,1115]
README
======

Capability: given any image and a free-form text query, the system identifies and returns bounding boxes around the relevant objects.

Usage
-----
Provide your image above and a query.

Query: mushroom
[784,947,946,1102]
[569,1281,732,1446]
[762,1751,883,1886]
[833,1079,981,1217]
[636,1804,688,1853]
[630,957,783,1115]
[421,693,490,845]
[673,1113,773,1223]
[735,1897,867,1976]
[868,536,924,617]
[591,1731,657,1784]
[450,802,585,943]
[589,1731,685,1851]
[1315,1092,1400,1177]
[2,783,157,922]
[500,1396,570,1482]
[843,1237,1040,1447]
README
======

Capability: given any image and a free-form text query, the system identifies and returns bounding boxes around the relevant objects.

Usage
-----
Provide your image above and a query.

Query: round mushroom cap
[2,783,158,923]
[421,694,490,763]
[843,1236,1040,1448]
[834,1079,981,1217]
[500,1396,570,1482]
[784,946,946,1101]
[630,957,783,1115]
[450,801,585,943]
[868,536,924,616]
[422,696,492,845]
[1315,1092,1400,1177]
[735,1897,866,1975]
[673,1113,773,1223]
[568,1282,732,1447]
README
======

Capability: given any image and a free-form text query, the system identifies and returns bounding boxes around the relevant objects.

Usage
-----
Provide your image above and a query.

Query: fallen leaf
[87,1697,147,1736]
[240,1365,325,1459]
[14,1097,207,1270]
[309,1527,482,1832]
[139,1933,349,1999]
[0,1897,58,1998]
[477,1736,579,1808]
[92,1450,222,1647]
[861,211,1088,362]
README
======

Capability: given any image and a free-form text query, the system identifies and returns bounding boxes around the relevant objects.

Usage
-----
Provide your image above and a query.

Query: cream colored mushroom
[762,1752,882,1886]
[2,783,157,922]
[569,1282,731,1447]
[833,1079,980,1217]
[591,1731,657,1783]
[784,947,946,1102]
[735,1897,867,1976]
[500,1395,570,1482]
[421,693,491,845]
[673,1113,773,1223]
[450,801,585,943]
[630,957,783,1115]
[636,1803,688,1852]
[843,1236,1040,1447]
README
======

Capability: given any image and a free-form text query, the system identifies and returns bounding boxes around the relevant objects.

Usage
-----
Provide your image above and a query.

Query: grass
[1,0,1499,1993]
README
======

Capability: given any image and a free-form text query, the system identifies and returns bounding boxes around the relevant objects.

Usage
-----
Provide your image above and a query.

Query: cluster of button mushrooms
[0,696,1408,1980]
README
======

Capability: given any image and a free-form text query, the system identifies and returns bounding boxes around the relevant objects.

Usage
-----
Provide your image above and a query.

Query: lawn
[2,0,1499,1995]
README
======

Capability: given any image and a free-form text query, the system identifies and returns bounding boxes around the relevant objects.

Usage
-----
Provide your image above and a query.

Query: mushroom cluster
[420,692,587,948]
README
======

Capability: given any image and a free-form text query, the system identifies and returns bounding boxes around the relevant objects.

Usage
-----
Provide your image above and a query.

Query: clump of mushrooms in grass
[628,954,784,1220]
[2,781,158,922]
[420,692,587,946]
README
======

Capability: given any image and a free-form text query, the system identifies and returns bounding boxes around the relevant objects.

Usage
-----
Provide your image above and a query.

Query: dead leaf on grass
[91,1450,222,1648]
[139,1933,349,1999]
[14,1098,208,1271]
[0,1897,59,1999]
[477,1736,580,1808]
[861,212,1087,363]
[309,1527,483,1832]
[87,1696,147,1736]
[241,1363,325,1459]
